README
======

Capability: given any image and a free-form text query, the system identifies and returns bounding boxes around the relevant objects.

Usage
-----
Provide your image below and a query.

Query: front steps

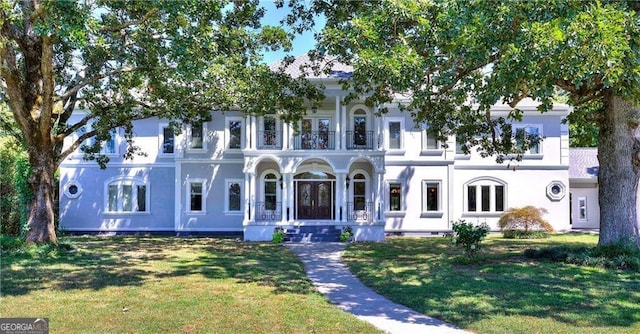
[285,225,342,242]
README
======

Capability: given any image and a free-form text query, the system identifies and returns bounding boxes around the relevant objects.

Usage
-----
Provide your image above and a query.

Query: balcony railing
[347,202,374,223]
[256,202,282,221]
[257,131,283,149]
[346,131,375,150]
[293,131,336,150]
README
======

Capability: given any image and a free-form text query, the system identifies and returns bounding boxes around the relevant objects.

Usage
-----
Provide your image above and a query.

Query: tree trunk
[25,147,57,244]
[597,93,640,248]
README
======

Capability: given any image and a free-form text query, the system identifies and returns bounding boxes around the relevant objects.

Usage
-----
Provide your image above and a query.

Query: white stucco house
[59,55,573,241]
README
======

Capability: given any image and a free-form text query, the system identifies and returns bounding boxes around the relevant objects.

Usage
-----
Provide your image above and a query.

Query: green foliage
[525,242,640,271]
[0,235,23,251]
[498,206,554,234]
[340,226,352,242]
[502,230,549,239]
[0,137,30,236]
[272,227,285,244]
[450,220,490,257]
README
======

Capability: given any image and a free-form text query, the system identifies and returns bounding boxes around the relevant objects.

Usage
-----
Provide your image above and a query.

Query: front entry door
[297,181,333,219]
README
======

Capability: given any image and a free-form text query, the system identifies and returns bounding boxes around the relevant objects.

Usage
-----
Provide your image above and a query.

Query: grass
[0,236,380,333]
[342,233,640,334]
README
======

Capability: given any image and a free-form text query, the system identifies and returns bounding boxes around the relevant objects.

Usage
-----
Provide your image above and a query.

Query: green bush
[503,229,549,239]
[524,243,640,271]
[0,235,24,251]
[451,220,490,257]
[0,137,33,237]
[498,206,553,236]
[272,227,286,244]
[340,226,353,242]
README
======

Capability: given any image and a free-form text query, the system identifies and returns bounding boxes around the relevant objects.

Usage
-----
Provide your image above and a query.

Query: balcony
[346,131,375,150]
[347,202,374,223]
[257,131,283,149]
[293,131,336,150]
[255,202,282,221]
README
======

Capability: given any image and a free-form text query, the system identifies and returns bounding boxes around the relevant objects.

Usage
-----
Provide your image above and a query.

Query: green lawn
[0,236,379,333]
[342,233,640,334]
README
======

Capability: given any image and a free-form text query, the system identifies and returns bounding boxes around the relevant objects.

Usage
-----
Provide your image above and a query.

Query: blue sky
[259,1,325,64]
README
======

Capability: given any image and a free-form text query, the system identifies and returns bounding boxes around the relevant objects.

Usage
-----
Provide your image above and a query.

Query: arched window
[105,177,149,213]
[352,173,366,210]
[264,173,278,210]
[465,178,506,213]
[352,109,368,148]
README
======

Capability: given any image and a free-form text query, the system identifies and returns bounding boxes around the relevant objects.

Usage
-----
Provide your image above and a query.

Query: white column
[287,173,295,221]
[376,172,385,223]
[280,172,287,223]
[335,96,341,150]
[249,173,256,223]
[244,116,251,150]
[335,173,343,222]
[244,172,250,223]
[374,106,381,149]
[250,116,257,150]
[282,120,288,150]
[341,99,347,150]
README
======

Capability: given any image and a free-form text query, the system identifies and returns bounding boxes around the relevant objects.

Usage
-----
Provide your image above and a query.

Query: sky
[259,1,325,64]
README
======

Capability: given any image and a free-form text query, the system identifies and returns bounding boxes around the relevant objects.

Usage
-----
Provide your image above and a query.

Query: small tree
[499,206,553,238]
[451,220,490,257]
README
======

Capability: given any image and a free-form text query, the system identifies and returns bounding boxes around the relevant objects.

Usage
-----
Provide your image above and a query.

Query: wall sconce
[346,176,351,189]
[311,105,318,114]
[279,176,283,189]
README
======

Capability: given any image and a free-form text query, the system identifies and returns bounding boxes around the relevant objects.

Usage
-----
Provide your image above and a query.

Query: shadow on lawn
[344,237,640,329]
[1,236,314,297]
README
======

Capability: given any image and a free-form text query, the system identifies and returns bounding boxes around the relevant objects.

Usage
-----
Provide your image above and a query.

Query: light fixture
[279,176,283,189]
[346,176,351,189]
[311,106,318,114]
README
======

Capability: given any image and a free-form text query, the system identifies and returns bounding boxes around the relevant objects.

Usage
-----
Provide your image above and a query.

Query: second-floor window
[225,117,244,150]
[515,125,541,154]
[189,122,204,150]
[389,122,401,149]
[161,125,174,154]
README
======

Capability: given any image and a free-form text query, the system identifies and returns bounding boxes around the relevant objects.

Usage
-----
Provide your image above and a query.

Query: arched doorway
[294,170,335,220]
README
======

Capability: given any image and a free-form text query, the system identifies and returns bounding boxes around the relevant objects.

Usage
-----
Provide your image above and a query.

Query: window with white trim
[578,197,587,221]
[160,124,174,154]
[225,117,244,150]
[225,179,243,213]
[187,179,207,213]
[422,124,439,150]
[101,128,118,155]
[514,125,542,154]
[188,122,206,150]
[264,173,278,210]
[352,173,367,210]
[465,179,505,213]
[422,181,441,212]
[389,183,403,211]
[385,118,404,150]
[105,177,149,213]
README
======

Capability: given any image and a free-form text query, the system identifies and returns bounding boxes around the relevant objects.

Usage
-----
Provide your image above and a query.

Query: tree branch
[59,67,138,101]
[100,8,160,32]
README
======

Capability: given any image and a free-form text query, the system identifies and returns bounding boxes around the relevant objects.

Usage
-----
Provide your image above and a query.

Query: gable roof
[268,53,353,79]
[569,148,598,180]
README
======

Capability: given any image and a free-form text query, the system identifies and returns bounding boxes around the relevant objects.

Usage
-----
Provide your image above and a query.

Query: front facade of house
[59,61,573,241]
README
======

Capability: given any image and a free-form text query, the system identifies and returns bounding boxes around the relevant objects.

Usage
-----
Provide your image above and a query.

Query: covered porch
[242,156,386,241]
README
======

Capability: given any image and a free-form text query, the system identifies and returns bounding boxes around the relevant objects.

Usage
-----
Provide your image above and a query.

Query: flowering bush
[451,220,490,257]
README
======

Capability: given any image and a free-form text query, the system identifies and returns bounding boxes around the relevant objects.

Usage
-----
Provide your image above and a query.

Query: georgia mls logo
[0,318,49,334]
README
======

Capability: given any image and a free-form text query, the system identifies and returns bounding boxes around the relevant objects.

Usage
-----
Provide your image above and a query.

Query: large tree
[288,0,640,247]
[1,0,321,244]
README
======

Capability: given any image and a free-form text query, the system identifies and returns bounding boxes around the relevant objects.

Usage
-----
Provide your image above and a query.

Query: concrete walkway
[286,243,469,334]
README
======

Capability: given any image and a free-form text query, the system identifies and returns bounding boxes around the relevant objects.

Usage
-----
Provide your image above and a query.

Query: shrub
[502,229,549,239]
[340,226,353,242]
[524,243,640,271]
[451,220,490,257]
[499,206,553,238]
[0,235,24,251]
[272,227,286,244]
